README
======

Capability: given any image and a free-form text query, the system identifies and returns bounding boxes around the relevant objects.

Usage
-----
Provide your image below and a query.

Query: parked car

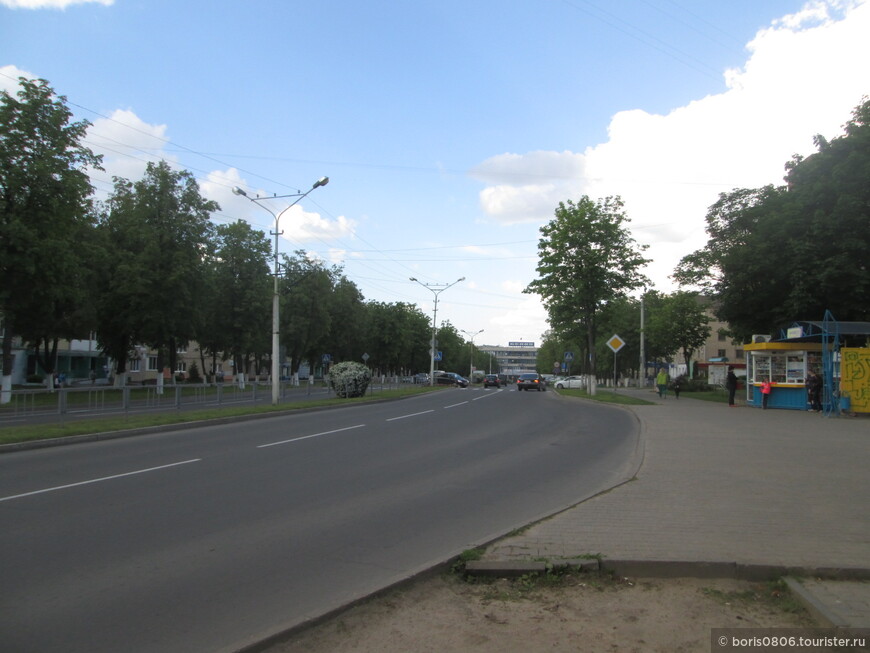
[554,375,585,389]
[516,373,546,391]
[413,373,430,384]
[483,374,501,388]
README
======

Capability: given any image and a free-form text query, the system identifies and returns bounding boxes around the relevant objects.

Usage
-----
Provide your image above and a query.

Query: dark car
[517,372,546,391]
[483,374,501,388]
[434,372,469,388]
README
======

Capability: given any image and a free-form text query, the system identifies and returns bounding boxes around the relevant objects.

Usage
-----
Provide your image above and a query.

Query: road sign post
[606,335,626,389]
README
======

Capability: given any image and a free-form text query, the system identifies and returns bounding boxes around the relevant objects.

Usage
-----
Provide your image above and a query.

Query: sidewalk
[473,388,870,629]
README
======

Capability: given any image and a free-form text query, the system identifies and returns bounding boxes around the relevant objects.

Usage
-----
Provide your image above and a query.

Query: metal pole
[234,178,328,405]
[409,277,465,386]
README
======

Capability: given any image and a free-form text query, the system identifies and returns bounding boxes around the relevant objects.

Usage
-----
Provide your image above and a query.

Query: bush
[188,362,202,383]
[26,374,44,384]
[328,361,371,398]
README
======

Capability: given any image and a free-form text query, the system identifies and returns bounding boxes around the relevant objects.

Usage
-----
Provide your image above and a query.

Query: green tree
[526,196,650,388]
[98,161,218,381]
[206,220,271,379]
[281,253,335,377]
[675,98,870,338]
[646,292,710,375]
[1,77,102,399]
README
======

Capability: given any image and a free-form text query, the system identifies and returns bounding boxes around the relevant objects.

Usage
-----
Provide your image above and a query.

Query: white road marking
[258,424,366,448]
[386,410,435,422]
[445,401,468,408]
[0,458,202,503]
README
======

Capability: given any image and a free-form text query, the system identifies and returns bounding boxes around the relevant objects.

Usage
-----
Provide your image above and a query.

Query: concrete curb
[466,558,870,582]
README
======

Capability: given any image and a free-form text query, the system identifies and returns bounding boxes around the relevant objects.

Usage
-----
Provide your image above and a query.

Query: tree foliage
[96,161,218,379]
[526,196,650,378]
[1,77,102,384]
[675,98,870,339]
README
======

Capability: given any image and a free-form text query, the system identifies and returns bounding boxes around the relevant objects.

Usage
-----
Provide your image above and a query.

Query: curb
[466,558,870,582]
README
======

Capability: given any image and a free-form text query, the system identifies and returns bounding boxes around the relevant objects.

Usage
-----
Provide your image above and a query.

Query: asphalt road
[0,387,640,653]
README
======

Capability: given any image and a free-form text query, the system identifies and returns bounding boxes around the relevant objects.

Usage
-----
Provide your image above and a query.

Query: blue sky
[2,0,868,348]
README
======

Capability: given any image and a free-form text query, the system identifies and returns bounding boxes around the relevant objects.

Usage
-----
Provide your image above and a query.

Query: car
[554,375,585,389]
[434,371,469,388]
[413,373,429,384]
[483,374,501,388]
[516,372,546,391]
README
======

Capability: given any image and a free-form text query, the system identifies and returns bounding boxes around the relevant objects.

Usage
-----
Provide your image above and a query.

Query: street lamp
[233,177,329,405]
[461,328,484,380]
[409,277,465,386]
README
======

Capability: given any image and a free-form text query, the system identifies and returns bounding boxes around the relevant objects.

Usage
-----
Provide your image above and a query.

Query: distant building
[478,341,538,377]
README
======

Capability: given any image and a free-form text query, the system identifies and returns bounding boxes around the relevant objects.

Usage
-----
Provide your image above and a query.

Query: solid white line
[386,410,435,422]
[445,401,468,409]
[257,423,366,448]
[0,458,202,503]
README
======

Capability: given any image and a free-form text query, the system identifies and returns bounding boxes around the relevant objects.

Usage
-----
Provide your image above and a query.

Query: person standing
[726,367,738,407]
[656,369,669,398]
[761,379,772,409]
[806,371,823,412]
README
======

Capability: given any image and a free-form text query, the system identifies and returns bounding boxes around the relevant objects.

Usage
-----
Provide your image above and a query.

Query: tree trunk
[1,317,13,404]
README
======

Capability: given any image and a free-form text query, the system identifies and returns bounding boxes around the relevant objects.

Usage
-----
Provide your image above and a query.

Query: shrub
[328,361,371,398]
[188,362,202,383]
[26,374,44,384]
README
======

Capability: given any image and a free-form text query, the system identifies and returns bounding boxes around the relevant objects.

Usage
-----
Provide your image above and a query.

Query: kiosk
[743,342,823,410]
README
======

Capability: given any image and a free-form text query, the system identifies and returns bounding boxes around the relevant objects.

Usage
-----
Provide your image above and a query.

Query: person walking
[656,369,669,398]
[726,367,738,407]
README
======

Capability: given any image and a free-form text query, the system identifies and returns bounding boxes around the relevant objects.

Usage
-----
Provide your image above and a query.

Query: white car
[554,375,585,389]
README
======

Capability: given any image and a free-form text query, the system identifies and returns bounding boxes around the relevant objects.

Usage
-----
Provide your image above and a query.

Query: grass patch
[466,566,628,602]
[554,388,656,406]
[701,579,808,616]
[0,385,440,446]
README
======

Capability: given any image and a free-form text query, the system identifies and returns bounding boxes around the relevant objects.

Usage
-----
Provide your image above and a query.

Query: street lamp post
[461,328,484,380]
[409,277,465,386]
[233,177,329,405]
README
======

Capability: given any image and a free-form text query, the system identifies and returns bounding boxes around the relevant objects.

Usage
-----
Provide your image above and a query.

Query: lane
[0,388,640,653]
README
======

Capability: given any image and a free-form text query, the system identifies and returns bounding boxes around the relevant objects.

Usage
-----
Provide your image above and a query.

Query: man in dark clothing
[806,372,823,412]
[726,367,738,406]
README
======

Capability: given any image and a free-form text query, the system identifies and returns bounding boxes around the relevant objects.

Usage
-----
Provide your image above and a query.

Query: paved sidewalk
[476,388,870,628]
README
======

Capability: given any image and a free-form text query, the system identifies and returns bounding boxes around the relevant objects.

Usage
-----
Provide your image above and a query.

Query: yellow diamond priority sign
[606,334,626,353]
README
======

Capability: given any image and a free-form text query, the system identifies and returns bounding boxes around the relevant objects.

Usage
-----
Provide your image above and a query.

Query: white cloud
[0,0,112,8]
[87,109,173,188]
[474,0,870,292]
[0,64,36,92]
[471,151,588,224]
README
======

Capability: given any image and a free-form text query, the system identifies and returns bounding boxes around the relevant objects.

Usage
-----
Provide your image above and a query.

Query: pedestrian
[726,367,738,407]
[761,379,772,409]
[89,368,96,384]
[806,371,823,412]
[656,369,669,398]
[673,375,682,399]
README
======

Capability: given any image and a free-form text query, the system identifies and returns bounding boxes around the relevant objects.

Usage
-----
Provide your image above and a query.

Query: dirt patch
[267,570,815,652]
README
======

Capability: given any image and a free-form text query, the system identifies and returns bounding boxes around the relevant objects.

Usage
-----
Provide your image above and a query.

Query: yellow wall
[840,348,870,413]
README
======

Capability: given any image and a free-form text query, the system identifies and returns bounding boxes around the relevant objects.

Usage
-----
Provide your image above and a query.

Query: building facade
[478,341,538,378]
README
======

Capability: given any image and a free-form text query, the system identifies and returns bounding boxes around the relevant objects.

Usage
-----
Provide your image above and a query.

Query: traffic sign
[564,351,574,361]
[434,351,443,362]
[606,335,626,353]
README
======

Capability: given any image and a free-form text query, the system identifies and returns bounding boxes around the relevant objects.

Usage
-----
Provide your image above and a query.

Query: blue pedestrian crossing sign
[434,351,443,362]
[564,351,574,361]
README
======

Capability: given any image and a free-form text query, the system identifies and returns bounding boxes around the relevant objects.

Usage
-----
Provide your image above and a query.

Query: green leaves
[527,195,650,376]
[676,97,870,338]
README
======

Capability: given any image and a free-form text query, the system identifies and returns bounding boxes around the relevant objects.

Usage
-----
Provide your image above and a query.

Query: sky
[2,0,868,350]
